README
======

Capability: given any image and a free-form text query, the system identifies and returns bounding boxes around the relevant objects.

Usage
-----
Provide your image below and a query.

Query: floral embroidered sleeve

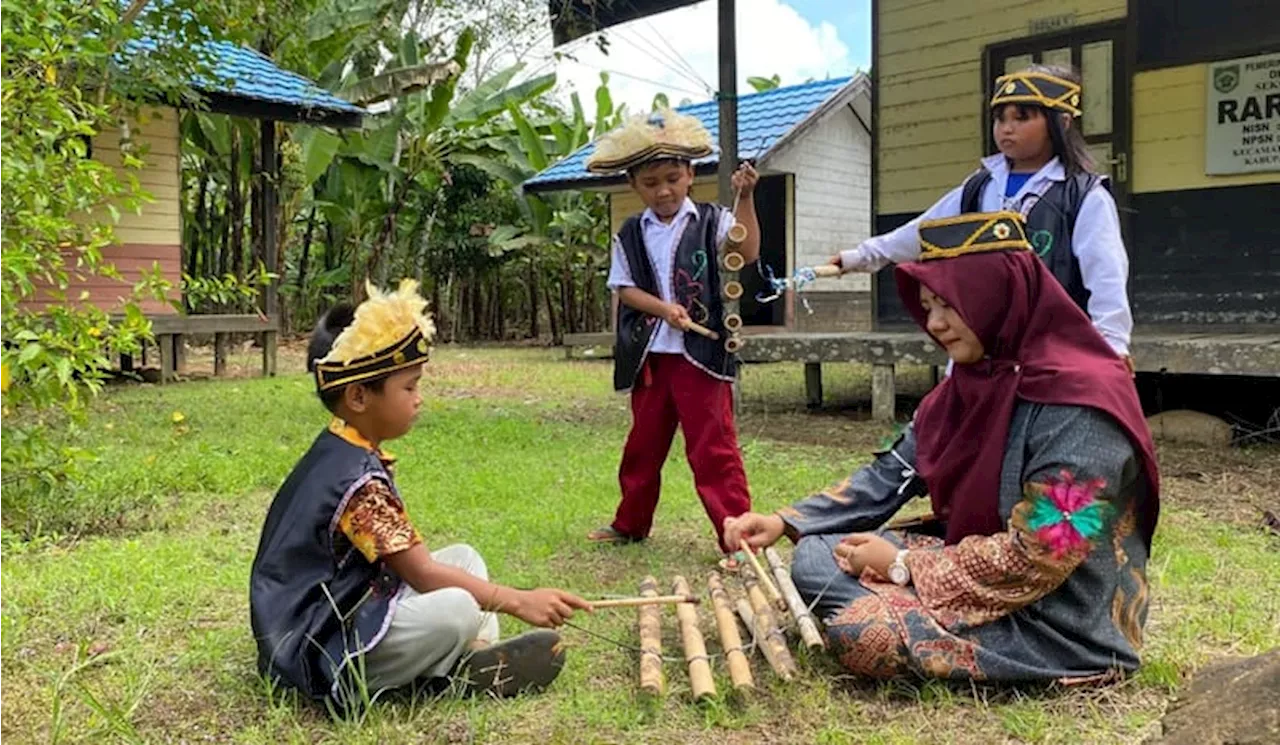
[905,407,1139,629]
[338,478,423,563]
[778,424,929,540]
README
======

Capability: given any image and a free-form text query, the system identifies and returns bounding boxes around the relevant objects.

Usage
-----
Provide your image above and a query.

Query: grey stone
[1153,650,1280,745]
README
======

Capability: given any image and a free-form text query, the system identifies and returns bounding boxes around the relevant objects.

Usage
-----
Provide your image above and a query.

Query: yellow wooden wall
[81,106,182,315]
[1132,64,1280,193]
[877,0,1126,214]
[607,179,721,232]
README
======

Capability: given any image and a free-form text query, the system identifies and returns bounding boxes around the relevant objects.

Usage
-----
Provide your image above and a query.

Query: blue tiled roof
[126,38,364,117]
[525,76,853,190]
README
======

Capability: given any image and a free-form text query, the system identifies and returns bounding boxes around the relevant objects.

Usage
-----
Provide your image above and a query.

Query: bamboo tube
[740,540,787,612]
[592,594,698,609]
[725,222,748,247]
[679,319,720,340]
[723,313,743,332]
[722,251,746,271]
[637,576,664,695]
[810,263,842,278]
[723,280,744,300]
[672,576,716,700]
[764,547,825,650]
[735,598,757,643]
[742,565,797,681]
[707,573,754,691]
[724,335,745,354]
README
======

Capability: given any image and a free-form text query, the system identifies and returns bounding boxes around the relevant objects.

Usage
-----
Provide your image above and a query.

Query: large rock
[1153,650,1280,745]
[1146,409,1233,448]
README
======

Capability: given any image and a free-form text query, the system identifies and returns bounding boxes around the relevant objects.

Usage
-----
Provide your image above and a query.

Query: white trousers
[363,544,500,690]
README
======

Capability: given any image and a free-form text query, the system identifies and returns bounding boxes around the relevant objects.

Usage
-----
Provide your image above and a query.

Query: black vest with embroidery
[961,167,1105,311]
[614,203,735,391]
[250,429,402,704]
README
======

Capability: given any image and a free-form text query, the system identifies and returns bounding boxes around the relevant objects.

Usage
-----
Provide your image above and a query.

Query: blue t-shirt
[1005,172,1032,198]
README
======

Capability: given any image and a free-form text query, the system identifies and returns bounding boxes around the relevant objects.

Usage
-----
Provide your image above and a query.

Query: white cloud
[528,0,861,120]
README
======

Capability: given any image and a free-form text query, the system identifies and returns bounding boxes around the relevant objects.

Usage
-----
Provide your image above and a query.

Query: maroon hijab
[895,249,1160,547]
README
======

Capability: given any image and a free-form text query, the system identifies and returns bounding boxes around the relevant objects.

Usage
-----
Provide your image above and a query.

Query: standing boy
[250,280,591,708]
[583,109,760,569]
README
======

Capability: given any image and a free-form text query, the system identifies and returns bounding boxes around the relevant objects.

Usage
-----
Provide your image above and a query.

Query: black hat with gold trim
[585,108,714,174]
[313,279,435,393]
[918,211,1033,262]
[991,70,1082,117]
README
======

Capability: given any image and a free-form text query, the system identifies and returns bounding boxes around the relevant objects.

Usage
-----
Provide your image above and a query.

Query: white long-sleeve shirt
[841,154,1133,356]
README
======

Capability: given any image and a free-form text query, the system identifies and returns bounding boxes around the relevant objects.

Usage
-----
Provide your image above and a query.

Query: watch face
[889,564,909,585]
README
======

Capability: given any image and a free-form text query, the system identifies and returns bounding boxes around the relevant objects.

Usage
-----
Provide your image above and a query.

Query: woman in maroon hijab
[725,212,1160,682]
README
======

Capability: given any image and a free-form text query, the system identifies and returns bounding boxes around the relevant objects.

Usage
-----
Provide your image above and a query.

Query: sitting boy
[249,280,591,707]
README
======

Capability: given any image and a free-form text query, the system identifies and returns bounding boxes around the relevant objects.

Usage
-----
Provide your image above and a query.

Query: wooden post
[261,331,278,377]
[707,573,753,691]
[765,547,825,650]
[638,575,664,696]
[157,334,175,384]
[672,576,716,700]
[872,363,896,422]
[259,118,279,378]
[214,332,228,377]
[804,362,823,409]
[173,334,185,375]
[716,0,743,415]
[742,564,796,681]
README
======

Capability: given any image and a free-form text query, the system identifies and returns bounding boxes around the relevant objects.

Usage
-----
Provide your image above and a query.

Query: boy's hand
[662,303,691,329]
[825,253,847,274]
[731,162,759,195]
[512,588,593,628]
[723,512,786,551]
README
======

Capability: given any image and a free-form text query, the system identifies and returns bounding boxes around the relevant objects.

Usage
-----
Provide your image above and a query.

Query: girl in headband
[834,64,1135,375]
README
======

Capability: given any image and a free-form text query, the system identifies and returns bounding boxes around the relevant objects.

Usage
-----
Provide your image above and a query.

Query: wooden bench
[562,329,1280,421]
[120,313,280,384]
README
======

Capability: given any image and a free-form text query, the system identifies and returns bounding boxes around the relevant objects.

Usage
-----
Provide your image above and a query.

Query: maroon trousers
[612,353,752,553]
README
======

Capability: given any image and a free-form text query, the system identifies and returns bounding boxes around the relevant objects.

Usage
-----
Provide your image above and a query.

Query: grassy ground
[2,346,1277,744]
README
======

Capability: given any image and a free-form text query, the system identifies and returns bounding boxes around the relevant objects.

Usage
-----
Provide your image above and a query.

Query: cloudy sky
[526,0,870,117]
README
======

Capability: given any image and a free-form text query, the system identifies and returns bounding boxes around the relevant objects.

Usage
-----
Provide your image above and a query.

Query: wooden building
[526,75,873,333]
[35,40,364,380]
[870,0,1279,332]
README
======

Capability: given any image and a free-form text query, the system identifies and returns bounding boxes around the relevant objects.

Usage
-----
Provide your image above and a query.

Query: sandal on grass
[586,525,642,544]
[453,629,565,698]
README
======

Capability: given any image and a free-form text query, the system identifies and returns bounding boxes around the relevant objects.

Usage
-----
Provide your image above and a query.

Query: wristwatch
[888,549,911,586]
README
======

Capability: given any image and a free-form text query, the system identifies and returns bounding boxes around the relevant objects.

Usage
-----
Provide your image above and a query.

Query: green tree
[1,0,232,534]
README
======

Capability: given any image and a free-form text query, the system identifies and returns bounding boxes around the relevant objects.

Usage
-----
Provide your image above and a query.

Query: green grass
[2,346,1276,744]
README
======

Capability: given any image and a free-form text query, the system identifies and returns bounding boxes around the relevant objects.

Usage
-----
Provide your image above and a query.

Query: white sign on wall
[1205,52,1280,175]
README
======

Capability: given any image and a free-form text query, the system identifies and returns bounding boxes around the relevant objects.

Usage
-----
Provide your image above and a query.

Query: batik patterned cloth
[785,402,1152,683]
[338,478,424,563]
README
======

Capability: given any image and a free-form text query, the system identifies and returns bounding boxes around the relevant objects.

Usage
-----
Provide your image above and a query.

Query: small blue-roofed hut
[525,74,872,333]
[68,40,364,381]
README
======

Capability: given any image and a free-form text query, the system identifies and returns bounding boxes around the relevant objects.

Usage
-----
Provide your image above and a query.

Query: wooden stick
[637,576,664,696]
[810,263,842,278]
[592,594,699,609]
[743,565,797,681]
[764,547,825,650]
[708,573,754,691]
[672,576,716,700]
[740,540,786,611]
[680,319,720,340]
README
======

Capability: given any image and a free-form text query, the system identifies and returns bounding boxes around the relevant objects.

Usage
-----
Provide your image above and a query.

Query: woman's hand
[723,512,785,551]
[832,533,898,577]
